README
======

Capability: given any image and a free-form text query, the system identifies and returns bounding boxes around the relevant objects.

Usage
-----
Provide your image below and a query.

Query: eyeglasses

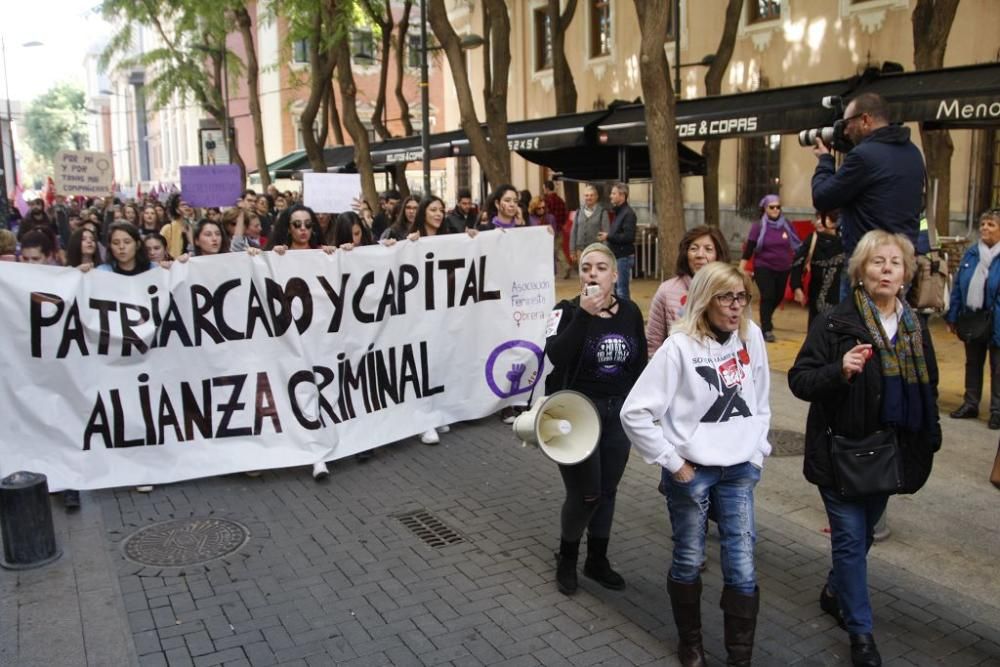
[291,220,313,230]
[842,112,864,125]
[714,292,751,307]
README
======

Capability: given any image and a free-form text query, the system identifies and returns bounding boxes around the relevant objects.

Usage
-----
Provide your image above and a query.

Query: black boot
[721,586,759,667]
[820,584,846,630]
[667,577,706,667]
[555,539,579,595]
[583,536,626,590]
[849,633,882,667]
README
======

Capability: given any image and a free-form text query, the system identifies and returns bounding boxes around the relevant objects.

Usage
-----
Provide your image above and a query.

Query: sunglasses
[767,204,781,210]
[291,220,313,230]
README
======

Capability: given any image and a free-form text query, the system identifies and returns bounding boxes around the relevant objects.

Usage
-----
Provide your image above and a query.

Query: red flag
[43,176,56,206]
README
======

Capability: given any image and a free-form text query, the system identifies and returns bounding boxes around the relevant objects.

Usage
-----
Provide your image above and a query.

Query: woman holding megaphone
[621,262,771,667]
[544,242,647,596]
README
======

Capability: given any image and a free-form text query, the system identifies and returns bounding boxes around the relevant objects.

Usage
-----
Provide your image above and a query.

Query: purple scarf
[756,194,801,252]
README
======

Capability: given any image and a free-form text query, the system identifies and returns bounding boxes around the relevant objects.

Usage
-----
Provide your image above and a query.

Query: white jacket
[620,322,772,473]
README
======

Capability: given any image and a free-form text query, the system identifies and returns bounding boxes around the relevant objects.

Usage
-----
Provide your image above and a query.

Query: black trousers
[558,396,631,541]
[963,337,1000,416]
[754,267,788,334]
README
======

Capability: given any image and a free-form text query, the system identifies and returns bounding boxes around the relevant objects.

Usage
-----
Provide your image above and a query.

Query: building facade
[441,0,1000,236]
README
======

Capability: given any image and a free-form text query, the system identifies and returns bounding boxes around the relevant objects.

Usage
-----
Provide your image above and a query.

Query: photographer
[811,93,924,263]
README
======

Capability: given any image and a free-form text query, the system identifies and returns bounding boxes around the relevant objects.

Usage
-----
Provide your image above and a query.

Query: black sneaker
[989,414,1000,430]
[63,489,81,510]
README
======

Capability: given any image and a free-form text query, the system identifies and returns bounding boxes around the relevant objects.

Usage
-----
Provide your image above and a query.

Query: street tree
[428,0,511,188]
[912,0,960,234]
[392,0,415,138]
[359,0,396,141]
[701,0,744,228]
[99,0,264,184]
[234,6,271,189]
[23,84,89,167]
[632,0,684,273]
[547,0,580,211]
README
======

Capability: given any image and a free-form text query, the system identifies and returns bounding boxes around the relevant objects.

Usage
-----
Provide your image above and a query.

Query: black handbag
[956,286,999,342]
[955,309,992,342]
[828,429,903,499]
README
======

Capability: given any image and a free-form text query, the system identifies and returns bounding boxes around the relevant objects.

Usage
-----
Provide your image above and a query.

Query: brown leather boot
[667,577,706,667]
[721,586,759,666]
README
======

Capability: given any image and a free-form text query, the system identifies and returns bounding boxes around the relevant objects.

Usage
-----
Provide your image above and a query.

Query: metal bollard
[0,471,62,569]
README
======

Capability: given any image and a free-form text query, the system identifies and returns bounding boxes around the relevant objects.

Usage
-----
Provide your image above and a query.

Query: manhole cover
[396,510,464,548]
[770,429,806,456]
[122,518,249,567]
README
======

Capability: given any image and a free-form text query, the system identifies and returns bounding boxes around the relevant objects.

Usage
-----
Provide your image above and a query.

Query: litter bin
[0,471,62,569]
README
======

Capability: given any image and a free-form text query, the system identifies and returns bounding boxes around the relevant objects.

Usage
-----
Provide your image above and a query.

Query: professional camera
[797,121,853,152]
[797,95,854,152]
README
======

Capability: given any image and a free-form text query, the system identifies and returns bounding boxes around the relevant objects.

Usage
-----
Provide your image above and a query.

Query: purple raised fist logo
[485,340,544,398]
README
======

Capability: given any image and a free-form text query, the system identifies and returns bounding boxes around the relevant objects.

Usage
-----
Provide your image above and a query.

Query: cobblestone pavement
[44,413,999,666]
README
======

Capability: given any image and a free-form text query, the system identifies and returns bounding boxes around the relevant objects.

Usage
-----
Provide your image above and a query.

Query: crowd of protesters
[7,99,998,666]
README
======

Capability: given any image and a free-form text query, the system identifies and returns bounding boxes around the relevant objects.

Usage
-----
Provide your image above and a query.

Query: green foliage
[98,0,246,118]
[23,84,89,165]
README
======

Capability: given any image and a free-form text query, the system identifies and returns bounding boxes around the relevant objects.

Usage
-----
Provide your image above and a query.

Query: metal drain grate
[396,510,464,548]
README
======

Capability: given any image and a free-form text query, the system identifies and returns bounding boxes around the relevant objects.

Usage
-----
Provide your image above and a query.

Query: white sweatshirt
[620,322,772,473]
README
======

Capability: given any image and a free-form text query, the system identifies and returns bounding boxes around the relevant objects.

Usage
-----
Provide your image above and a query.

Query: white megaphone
[512,390,602,465]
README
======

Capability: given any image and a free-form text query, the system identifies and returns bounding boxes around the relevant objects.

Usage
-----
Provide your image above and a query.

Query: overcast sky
[3,0,111,103]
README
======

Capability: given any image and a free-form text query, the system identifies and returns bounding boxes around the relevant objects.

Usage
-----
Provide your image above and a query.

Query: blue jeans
[662,462,760,594]
[820,487,889,634]
[615,255,635,302]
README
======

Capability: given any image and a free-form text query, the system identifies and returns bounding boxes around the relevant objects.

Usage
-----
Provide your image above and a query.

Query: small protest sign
[54,150,114,197]
[303,173,361,213]
[179,164,243,207]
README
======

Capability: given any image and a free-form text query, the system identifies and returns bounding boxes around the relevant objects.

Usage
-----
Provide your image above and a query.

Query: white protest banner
[303,172,361,213]
[54,150,114,197]
[0,228,555,491]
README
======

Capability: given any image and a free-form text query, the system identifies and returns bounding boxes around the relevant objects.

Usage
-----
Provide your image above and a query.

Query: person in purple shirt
[739,194,801,342]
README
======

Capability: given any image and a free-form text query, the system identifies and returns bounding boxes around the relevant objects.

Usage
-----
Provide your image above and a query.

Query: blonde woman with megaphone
[543,242,647,596]
[621,262,771,667]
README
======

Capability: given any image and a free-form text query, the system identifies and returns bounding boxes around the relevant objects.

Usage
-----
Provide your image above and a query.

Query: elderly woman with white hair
[789,230,941,667]
[621,261,771,667]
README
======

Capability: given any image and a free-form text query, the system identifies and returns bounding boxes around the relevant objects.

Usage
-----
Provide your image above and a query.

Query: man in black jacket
[445,188,477,233]
[599,182,637,301]
[812,92,925,262]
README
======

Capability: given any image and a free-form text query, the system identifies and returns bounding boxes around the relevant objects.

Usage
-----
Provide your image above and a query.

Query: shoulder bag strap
[804,232,819,274]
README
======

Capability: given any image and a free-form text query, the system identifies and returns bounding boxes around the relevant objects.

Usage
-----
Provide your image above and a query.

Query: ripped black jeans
[558,396,632,541]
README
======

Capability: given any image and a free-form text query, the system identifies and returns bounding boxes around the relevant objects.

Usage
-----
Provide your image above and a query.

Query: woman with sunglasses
[739,194,801,343]
[267,205,332,253]
[622,262,771,667]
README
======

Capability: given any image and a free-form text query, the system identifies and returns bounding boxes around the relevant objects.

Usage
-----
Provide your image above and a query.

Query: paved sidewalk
[2,386,998,666]
[3,278,998,666]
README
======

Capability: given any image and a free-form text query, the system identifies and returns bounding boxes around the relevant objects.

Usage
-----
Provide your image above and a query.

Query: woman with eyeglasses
[622,262,771,667]
[381,196,420,242]
[739,194,801,343]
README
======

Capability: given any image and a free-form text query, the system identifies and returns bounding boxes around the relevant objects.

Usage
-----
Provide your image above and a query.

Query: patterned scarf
[853,287,934,432]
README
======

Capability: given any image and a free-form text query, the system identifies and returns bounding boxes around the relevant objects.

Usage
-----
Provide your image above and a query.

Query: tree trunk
[548,0,579,211]
[335,37,379,213]
[328,81,344,146]
[701,0,743,228]
[301,3,337,173]
[428,0,510,187]
[394,0,415,137]
[913,0,960,234]
[234,5,270,189]
[633,0,684,276]
[365,0,394,140]
[548,0,577,115]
